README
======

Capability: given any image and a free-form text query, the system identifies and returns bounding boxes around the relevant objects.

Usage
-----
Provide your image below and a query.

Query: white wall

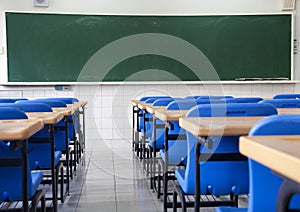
[0,0,299,140]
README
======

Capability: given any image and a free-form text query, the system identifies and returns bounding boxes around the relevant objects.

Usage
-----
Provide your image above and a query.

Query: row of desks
[131,100,300,211]
[0,100,87,212]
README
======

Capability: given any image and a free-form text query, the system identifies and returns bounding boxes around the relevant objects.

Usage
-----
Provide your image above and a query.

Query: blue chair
[0,103,67,204]
[224,97,263,103]
[138,97,175,160]
[0,107,46,211]
[133,96,168,151]
[217,115,300,212]
[37,98,82,165]
[17,100,73,200]
[259,99,300,108]
[154,99,200,208]
[273,94,300,99]
[173,103,277,211]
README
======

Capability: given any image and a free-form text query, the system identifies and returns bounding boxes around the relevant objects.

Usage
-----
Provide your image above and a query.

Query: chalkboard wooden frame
[5,12,293,82]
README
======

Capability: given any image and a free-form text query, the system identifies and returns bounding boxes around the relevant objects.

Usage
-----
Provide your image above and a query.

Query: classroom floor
[58,138,248,212]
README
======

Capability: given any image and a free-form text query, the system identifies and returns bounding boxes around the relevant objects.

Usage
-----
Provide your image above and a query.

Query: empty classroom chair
[173,103,277,211]
[0,107,46,211]
[217,114,300,212]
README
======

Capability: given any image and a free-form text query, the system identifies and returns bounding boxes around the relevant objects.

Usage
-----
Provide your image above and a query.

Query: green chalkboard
[6,12,292,82]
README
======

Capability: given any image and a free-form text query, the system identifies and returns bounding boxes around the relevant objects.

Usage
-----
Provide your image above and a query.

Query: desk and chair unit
[130,95,300,212]
[0,97,87,212]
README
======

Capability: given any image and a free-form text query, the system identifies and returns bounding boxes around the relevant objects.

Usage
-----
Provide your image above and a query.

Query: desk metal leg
[50,125,58,212]
[194,141,201,212]
[21,140,29,212]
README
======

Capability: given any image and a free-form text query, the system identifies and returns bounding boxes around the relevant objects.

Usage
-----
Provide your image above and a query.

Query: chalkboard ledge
[0,80,297,86]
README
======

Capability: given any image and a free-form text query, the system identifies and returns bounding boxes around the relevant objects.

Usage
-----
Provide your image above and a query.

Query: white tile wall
[0,82,298,140]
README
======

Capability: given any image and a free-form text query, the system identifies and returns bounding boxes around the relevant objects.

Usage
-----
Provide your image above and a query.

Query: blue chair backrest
[139,96,170,102]
[180,103,277,195]
[0,98,16,103]
[197,96,233,100]
[37,97,79,104]
[273,94,300,99]
[16,99,67,108]
[139,97,174,134]
[187,103,277,117]
[0,107,28,120]
[259,99,300,108]
[248,115,300,211]
[0,103,52,112]
[145,98,177,139]
[12,98,28,101]
[224,97,263,103]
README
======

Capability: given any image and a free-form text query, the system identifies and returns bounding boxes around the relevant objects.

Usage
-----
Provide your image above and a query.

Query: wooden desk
[0,118,43,140]
[130,99,140,107]
[240,135,300,184]
[277,108,300,115]
[240,135,300,211]
[0,119,44,212]
[52,107,74,116]
[138,102,148,110]
[145,105,166,114]
[179,116,265,212]
[179,116,264,136]
[155,110,188,122]
[26,112,64,124]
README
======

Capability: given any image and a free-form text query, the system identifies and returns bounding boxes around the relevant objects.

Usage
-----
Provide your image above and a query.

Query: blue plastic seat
[173,103,277,210]
[0,107,45,210]
[273,94,300,99]
[259,99,300,108]
[217,114,300,212]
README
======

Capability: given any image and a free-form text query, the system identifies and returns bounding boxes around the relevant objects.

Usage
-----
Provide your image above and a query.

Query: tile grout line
[111,140,118,212]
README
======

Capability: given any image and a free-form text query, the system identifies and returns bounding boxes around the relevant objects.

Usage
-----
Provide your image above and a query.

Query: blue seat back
[0,103,53,112]
[224,97,263,103]
[0,98,16,103]
[140,97,174,136]
[197,96,233,100]
[248,115,300,211]
[259,99,300,108]
[37,97,79,104]
[0,107,28,120]
[16,99,67,108]
[145,98,176,141]
[179,103,277,195]
[139,96,170,102]
[273,94,300,99]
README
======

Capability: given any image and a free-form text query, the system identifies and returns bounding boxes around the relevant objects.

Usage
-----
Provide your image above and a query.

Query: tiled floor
[58,138,248,212]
